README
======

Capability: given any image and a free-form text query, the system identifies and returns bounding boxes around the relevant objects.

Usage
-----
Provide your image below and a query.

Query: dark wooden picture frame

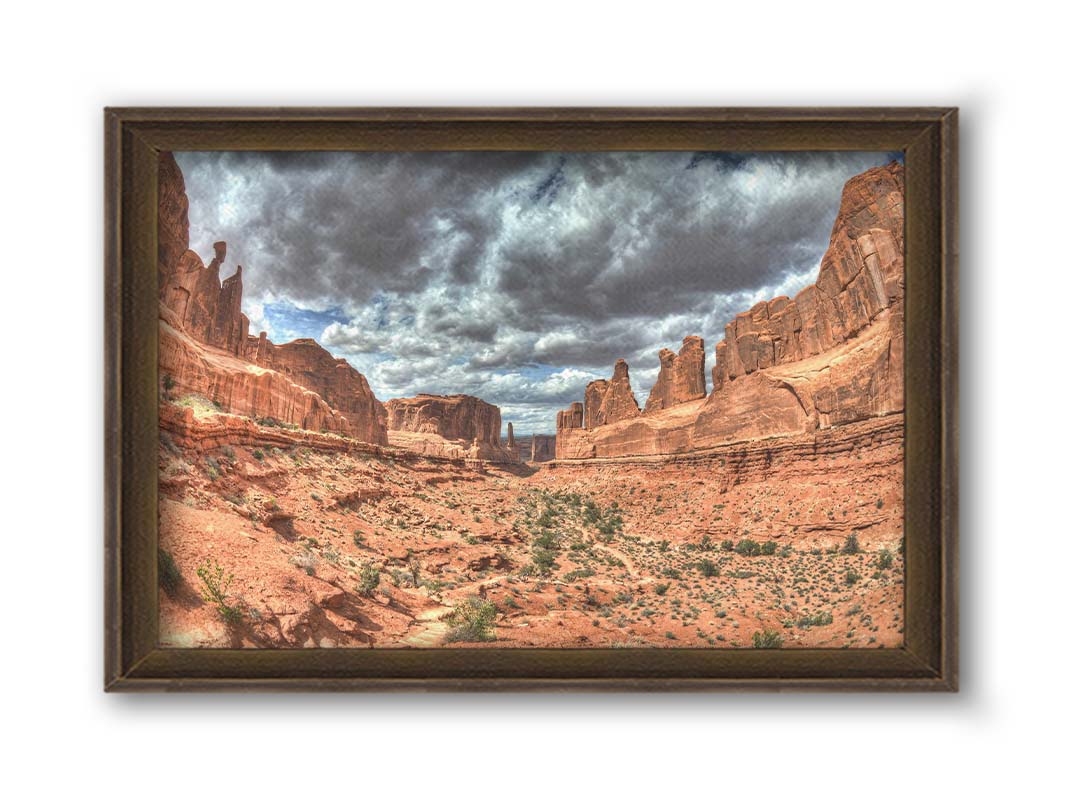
[105,107,957,691]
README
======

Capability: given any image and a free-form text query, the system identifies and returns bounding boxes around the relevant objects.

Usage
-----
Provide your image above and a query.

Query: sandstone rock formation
[585,360,640,429]
[160,317,355,436]
[383,394,519,463]
[529,435,556,462]
[555,161,904,460]
[507,422,515,449]
[245,336,387,445]
[158,151,387,445]
[644,336,707,413]
[158,154,249,355]
[556,402,584,431]
[385,394,502,446]
[710,162,903,390]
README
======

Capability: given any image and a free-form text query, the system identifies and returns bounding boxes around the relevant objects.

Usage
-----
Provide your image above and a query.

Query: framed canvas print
[105,107,957,691]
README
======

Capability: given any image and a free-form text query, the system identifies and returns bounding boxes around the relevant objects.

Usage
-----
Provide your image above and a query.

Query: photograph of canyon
[157,149,905,650]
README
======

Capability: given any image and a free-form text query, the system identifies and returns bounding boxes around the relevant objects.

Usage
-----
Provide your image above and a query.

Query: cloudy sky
[176,149,900,433]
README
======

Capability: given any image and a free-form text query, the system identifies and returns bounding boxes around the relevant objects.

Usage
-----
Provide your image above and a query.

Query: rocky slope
[157,152,387,445]
[556,161,904,460]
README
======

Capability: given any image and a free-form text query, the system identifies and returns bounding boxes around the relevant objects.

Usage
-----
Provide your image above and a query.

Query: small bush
[845,569,860,586]
[696,559,720,577]
[842,533,861,554]
[158,548,182,595]
[196,559,242,624]
[654,583,669,596]
[735,538,761,556]
[253,449,265,461]
[721,539,734,552]
[877,548,894,570]
[752,629,783,649]
[796,611,833,628]
[761,541,777,556]
[445,597,498,642]
[358,564,381,595]
[531,547,557,575]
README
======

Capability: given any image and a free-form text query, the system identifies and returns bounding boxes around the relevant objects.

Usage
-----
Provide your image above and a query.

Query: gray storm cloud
[176,149,898,432]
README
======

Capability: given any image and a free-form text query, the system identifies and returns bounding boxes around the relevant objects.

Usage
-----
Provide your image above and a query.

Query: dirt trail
[592,541,641,581]
[400,606,452,648]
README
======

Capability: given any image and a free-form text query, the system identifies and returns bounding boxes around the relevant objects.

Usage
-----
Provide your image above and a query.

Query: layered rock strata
[157,152,387,445]
[384,394,517,462]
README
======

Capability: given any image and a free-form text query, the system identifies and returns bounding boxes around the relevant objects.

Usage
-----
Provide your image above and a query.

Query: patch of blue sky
[262,301,348,343]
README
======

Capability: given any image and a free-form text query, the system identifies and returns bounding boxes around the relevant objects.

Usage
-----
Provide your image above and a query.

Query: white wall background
[0,1,1059,796]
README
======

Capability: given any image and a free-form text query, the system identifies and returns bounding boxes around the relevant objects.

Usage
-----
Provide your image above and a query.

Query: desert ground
[159,402,903,649]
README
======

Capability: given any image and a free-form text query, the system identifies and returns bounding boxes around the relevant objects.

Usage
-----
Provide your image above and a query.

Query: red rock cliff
[710,161,903,390]
[584,360,640,429]
[644,335,707,413]
[556,402,583,431]
[158,154,249,356]
[245,336,388,445]
[385,394,503,447]
[158,152,387,445]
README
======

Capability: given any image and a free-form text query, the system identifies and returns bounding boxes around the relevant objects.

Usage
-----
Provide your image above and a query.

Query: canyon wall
[710,162,903,390]
[245,335,387,445]
[385,394,503,447]
[556,161,904,460]
[158,154,248,356]
[157,152,387,445]
[529,435,556,462]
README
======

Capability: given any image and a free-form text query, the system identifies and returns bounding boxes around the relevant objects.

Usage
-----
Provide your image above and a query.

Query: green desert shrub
[796,611,833,628]
[696,559,720,577]
[842,533,861,554]
[196,558,242,624]
[358,564,381,595]
[445,597,498,643]
[735,538,761,557]
[877,548,894,570]
[752,629,784,649]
